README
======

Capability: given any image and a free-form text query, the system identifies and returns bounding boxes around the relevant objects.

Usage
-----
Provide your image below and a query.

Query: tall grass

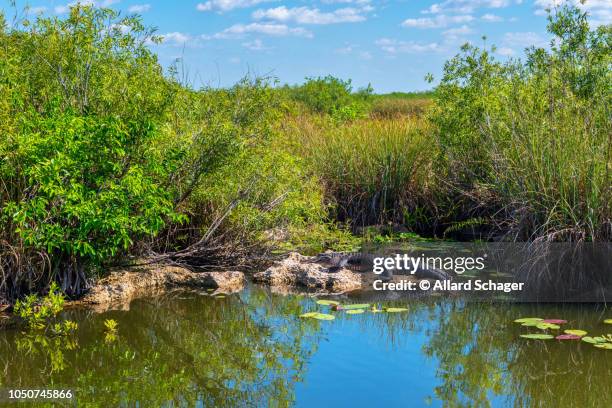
[369,97,432,119]
[292,116,439,228]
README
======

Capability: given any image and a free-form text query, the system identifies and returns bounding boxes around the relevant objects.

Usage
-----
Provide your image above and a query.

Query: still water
[0,285,610,407]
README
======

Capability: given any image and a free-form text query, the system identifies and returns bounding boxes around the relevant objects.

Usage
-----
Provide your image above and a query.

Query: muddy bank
[71,263,245,312]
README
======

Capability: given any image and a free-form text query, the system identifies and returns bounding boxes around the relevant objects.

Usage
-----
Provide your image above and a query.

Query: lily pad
[541,319,567,324]
[564,329,587,337]
[514,317,543,324]
[521,321,542,327]
[215,295,226,299]
[594,343,612,350]
[385,308,409,313]
[536,323,560,330]
[300,312,335,321]
[520,334,554,340]
[604,319,612,324]
[556,334,581,340]
[343,304,370,310]
[346,309,365,315]
[316,299,340,306]
[581,336,606,344]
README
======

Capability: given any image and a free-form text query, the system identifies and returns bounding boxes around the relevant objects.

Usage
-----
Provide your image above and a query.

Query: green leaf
[514,317,543,323]
[300,312,335,321]
[594,343,612,350]
[604,319,612,324]
[342,304,370,310]
[385,307,409,313]
[564,329,587,337]
[582,336,606,344]
[536,323,560,330]
[316,299,340,306]
[346,309,364,315]
[520,334,554,340]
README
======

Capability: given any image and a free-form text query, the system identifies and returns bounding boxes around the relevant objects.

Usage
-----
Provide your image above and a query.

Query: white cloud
[402,14,474,28]
[503,31,548,48]
[206,23,313,39]
[54,0,119,14]
[481,13,504,22]
[252,6,369,24]
[376,38,440,54]
[242,39,270,50]
[442,24,474,40]
[422,0,521,15]
[128,4,151,13]
[28,6,47,14]
[160,32,194,46]
[496,46,515,56]
[534,0,612,26]
[196,0,277,12]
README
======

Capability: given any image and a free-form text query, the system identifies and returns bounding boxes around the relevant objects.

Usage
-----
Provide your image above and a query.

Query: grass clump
[293,116,439,229]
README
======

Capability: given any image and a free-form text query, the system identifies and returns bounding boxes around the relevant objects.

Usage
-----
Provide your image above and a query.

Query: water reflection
[0,286,610,407]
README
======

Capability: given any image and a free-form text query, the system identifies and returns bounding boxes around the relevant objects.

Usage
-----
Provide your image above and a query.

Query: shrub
[290,75,372,119]
[431,5,611,241]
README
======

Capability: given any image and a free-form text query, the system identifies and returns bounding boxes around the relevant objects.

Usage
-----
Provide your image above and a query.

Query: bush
[431,5,611,241]
[369,97,432,119]
[289,75,372,119]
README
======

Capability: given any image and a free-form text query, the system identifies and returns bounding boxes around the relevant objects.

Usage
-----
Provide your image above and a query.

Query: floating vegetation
[536,323,560,330]
[541,319,567,324]
[342,304,370,310]
[346,310,365,315]
[316,300,340,306]
[520,334,554,340]
[385,308,409,313]
[514,318,611,350]
[300,312,335,321]
[514,318,543,324]
[564,330,587,337]
[555,334,581,340]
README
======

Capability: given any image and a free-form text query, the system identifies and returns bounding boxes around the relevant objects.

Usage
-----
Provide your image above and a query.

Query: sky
[4,0,611,92]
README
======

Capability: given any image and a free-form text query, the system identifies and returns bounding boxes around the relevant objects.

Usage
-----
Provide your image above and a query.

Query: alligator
[312,252,455,281]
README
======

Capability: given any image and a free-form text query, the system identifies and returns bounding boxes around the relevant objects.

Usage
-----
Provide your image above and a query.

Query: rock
[74,263,245,311]
[253,252,363,293]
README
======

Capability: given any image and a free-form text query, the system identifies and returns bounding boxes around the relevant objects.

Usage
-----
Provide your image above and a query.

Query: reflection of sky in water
[0,286,609,407]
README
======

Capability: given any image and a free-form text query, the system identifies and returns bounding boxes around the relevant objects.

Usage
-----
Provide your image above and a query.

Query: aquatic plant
[13,283,77,336]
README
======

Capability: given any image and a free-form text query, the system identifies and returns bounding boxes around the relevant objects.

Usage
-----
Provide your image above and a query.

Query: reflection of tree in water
[422,302,611,408]
[0,288,324,407]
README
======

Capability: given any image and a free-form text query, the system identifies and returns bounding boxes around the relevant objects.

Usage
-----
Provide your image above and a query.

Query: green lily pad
[604,319,612,324]
[215,295,226,299]
[343,304,370,310]
[385,308,409,313]
[564,329,587,337]
[582,336,606,344]
[346,309,365,315]
[536,323,560,330]
[514,317,543,324]
[300,312,335,320]
[594,343,612,350]
[521,321,542,327]
[316,299,340,306]
[520,334,554,340]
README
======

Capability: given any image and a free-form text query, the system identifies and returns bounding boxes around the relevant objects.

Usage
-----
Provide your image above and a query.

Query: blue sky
[5,1,611,92]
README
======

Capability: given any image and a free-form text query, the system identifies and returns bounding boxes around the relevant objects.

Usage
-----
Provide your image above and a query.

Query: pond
[0,284,610,407]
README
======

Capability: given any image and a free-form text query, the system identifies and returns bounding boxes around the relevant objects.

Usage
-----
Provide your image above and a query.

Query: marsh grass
[292,116,440,229]
[369,97,432,119]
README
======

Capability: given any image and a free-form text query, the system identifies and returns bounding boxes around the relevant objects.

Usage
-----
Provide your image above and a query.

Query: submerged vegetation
[0,3,610,302]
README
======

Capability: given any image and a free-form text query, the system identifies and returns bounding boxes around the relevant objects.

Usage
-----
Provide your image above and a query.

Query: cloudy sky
[5,1,611,92]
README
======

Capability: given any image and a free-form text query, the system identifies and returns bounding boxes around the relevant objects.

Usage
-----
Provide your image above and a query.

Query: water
[0,285,610,407]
